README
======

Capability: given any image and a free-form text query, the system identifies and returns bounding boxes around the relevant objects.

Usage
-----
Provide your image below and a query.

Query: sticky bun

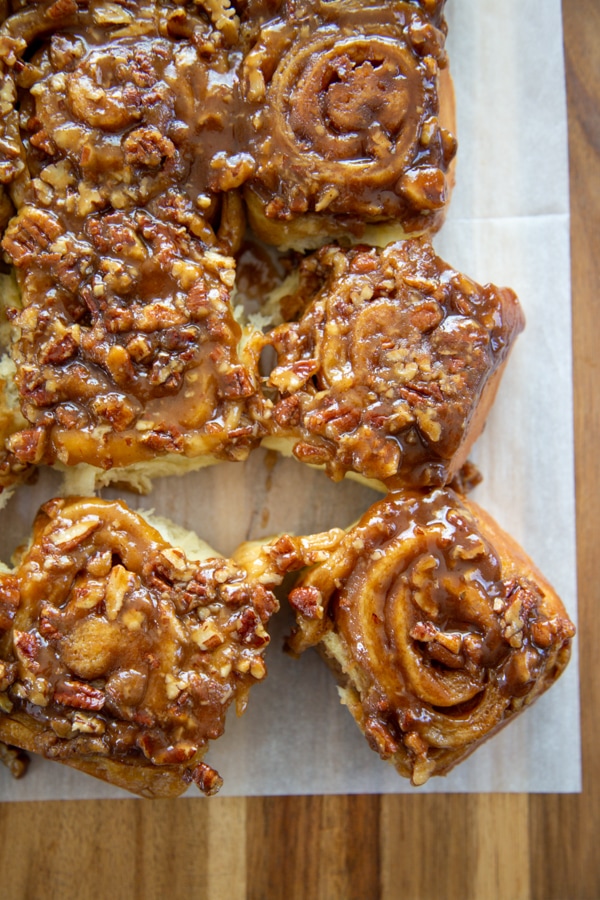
[2,207,268,491]
[0,0,270,491]
[0,0,458,494]
[262,240,525,488]
[0,0,575,800]
[0,496,279,797]
[241,0,456,249]
[285,488,575,785]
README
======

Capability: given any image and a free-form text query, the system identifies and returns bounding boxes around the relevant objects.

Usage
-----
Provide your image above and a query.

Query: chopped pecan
[0,742,29,779]
[189,761,223,796]
[235,608,269,648]
[178,573,217,613]
[38,330,78,365]
[104,564,133,621]
[13,630,43,673]
[250,585,278,622]
[2,207,63,265]
[48,0,78,21]
[364,716,400,759]
[48,516,102,551]
[0,575,20,632]
[0,660,17,692]
[292,441,333,466]
[122,127,175,168]
[6,428,48,465]
[192,620,224,651]
[140,427,184,454]
[304,404,362,439]
[138,732,197,765]
[267,535,306,574]
[272,395,301,427]
[53,679,105,711]
[288,586,324,620]
[219,366,255,400]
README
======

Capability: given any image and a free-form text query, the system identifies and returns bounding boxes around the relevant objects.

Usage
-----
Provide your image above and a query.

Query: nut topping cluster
[0,497,279,796]
[262,240,524,485]
[285,489,575,785]
[0,0,575,798]
[0,0,458,489]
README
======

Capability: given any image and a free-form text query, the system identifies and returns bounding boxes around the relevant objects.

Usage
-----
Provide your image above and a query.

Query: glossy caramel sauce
[287,488,575,784]
[0,497,278,790]
[0,0,455,474]
[264,240,525,486]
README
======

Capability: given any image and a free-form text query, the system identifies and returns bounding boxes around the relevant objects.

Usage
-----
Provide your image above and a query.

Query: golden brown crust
[286,488,575,785]
[0,496,279,797]
[262,240,525,487]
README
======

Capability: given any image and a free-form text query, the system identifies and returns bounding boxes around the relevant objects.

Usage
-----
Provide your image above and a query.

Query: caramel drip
[266,240,525,485]
[287,489,575,784]
[243,2,455,233]
[0,497,278,792]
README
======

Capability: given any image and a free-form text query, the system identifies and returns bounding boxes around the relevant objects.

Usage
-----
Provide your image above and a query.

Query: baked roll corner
[0,496,281,797]
[285,488,575,785]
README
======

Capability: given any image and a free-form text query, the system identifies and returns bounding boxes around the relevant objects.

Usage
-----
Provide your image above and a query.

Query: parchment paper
[0,0,580,800]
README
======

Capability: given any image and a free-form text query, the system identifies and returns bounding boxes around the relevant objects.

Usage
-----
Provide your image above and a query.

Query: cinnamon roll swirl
[286,488,575,785]
[262,240,525,488]
[0,496,280,797]
[242,0,456,249]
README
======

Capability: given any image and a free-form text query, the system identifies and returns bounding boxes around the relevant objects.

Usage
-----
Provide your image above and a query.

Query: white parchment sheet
[0,0,581,799]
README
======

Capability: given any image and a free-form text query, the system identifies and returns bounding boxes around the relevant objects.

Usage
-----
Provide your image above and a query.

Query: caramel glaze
[0,0,270,472]
[0,0,455,474]
[241,0,456,244]
[0,496,279,796]
[286,488,575,785]
[263,239,525,486]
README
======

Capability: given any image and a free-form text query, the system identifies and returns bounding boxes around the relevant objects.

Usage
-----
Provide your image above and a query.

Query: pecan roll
[286,488,575,785]
[0,1,267,489]
[242,0,456,249]
[0,496,280,797]
[262,240,525,488]
[3,1,242,208]
[0,0,249,235]
[3,206,266,486]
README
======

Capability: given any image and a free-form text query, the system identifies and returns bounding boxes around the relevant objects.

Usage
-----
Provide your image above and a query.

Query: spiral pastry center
[339,518,502,720]
[284,35,421,165]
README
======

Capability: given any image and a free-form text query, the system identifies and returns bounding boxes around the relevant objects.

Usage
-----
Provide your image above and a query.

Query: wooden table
[1,1,598,897]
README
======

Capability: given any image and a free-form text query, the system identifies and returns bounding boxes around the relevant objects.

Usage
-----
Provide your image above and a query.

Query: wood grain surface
[0,1,598,897]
